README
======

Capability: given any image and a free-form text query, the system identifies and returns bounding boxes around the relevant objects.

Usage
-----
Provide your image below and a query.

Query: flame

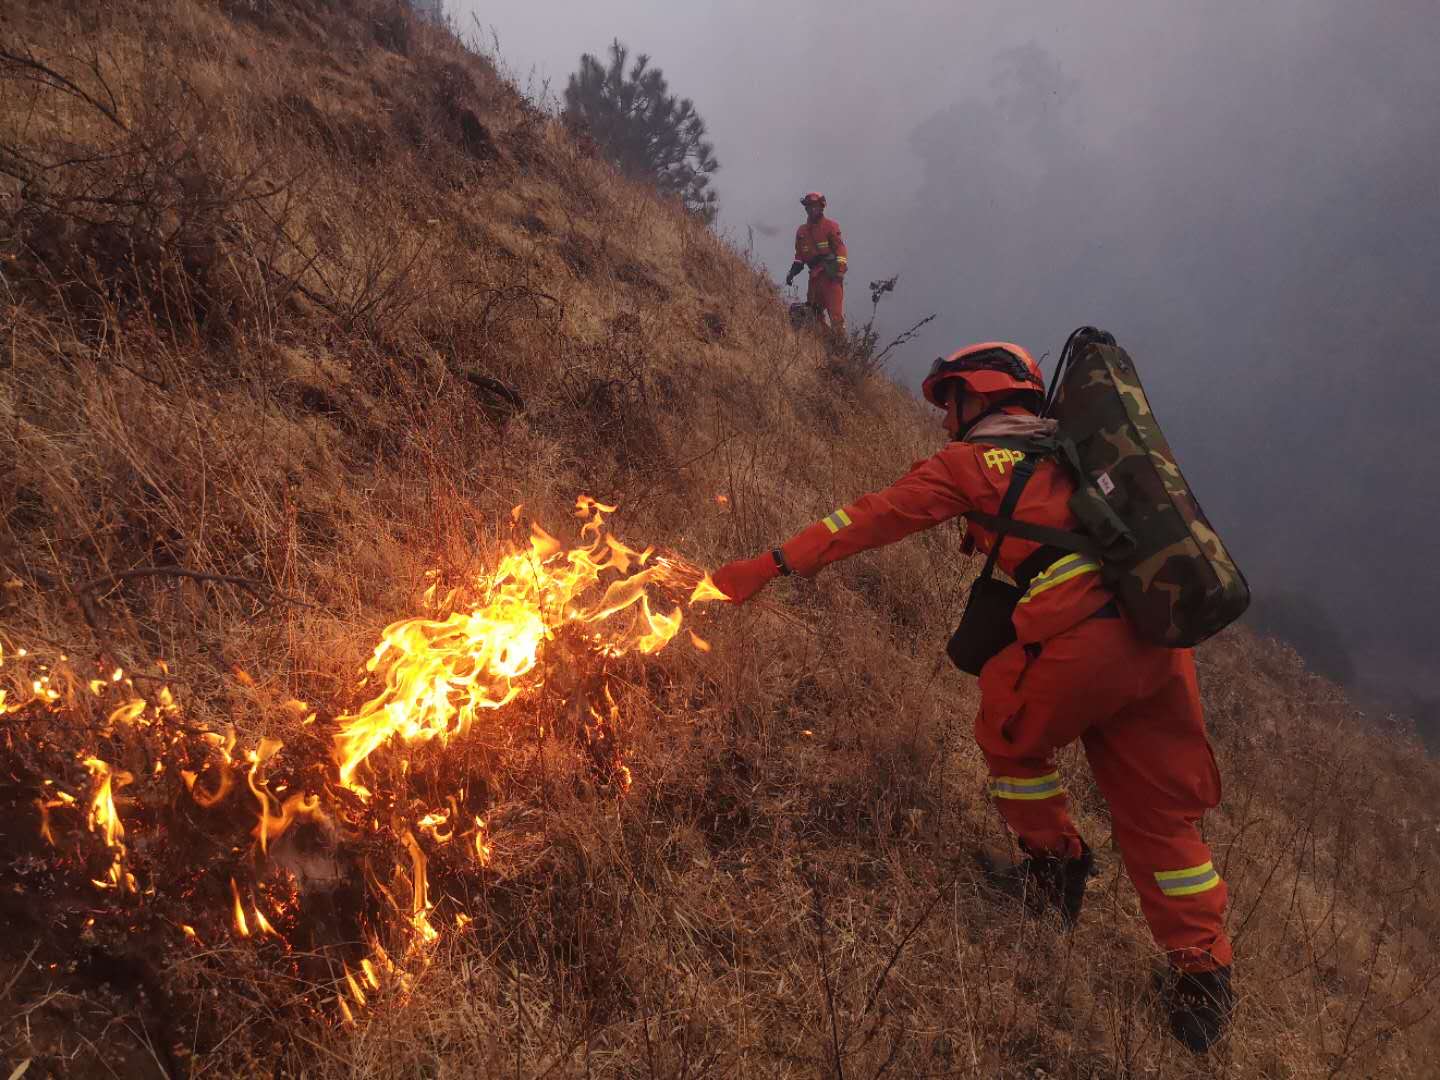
[254,792,325,849]
[245,738,285,854]
[231,878,250,937]
[35,798,58,846]
[182,729,237,808]
[332,498,693,789]
[400,830,438,944]
[344,965,367,1006]
[369,938,396,975]
[472,817,491,866]
[4,498,733,1020]
[107,698,147,725]
[83,758,133,892]
[253,905,278,937]
[689,575,730,603]
[417,810,452,843]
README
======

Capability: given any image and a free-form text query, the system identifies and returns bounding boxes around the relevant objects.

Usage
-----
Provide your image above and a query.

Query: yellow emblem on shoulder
[982,448,1027,475]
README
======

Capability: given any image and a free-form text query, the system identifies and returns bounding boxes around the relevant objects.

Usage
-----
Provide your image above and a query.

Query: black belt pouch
[946,576,1021,675]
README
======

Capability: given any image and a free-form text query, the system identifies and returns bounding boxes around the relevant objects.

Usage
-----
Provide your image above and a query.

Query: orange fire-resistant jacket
[780,414,1111,644]
[794,217,848,280]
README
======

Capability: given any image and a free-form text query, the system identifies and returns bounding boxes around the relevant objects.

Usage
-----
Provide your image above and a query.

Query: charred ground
[2,1,1439,1076]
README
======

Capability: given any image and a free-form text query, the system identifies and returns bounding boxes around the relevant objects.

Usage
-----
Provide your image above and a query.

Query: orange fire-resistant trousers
[975,614,1232,972]
[807,274,845,332]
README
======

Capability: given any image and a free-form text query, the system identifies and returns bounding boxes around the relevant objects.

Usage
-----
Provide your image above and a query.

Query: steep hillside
[2,2,1438,1076]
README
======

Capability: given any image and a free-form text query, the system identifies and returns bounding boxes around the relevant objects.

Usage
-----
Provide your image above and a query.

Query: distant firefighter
[785,192,847,336]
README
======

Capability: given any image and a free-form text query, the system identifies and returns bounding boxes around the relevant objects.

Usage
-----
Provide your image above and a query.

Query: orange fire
[83,757,134,892]
[400,830,437,944]
[6,496,729,1023]
[231,877,250,937]
[332,497,708,791]
[472,816,492,866]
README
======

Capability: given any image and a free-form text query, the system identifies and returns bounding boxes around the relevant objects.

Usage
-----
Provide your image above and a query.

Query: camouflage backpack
[973,327,1250,647]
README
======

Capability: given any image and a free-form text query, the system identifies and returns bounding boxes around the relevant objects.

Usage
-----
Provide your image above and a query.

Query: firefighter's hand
[712,554,780,604]
[785,269,797,286]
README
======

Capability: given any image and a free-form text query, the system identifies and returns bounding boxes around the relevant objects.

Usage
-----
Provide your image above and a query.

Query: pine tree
[563,40,719,221]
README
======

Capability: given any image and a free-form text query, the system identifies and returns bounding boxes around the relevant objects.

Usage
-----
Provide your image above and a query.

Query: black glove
[786,261,804,286]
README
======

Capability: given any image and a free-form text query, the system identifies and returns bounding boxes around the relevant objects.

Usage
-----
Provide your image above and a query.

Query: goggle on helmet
[921,342,1044,408]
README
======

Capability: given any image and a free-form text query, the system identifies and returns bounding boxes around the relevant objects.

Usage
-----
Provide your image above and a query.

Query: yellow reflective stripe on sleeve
[1018,553,1103,605]
[988,772,1064,801]
[1154,862,1221,897]
[822,508,853,534]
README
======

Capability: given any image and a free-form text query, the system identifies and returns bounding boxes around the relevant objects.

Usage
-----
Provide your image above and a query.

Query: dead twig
[0,941,41,1003]
[846,858,966,1055]
[0,45,129,132]
[73,566,318,631]
[871,313,937,368]
[805,864,847,1080]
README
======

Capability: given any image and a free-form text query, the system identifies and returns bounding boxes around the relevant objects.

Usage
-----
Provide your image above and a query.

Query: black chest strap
[971,457,1038,588]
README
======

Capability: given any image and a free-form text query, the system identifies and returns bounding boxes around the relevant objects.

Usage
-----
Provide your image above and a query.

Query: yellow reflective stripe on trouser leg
[988,772,1064,801]
[822,508,853,534]
[1018,553,1103,604]
[1154,861,1221,897]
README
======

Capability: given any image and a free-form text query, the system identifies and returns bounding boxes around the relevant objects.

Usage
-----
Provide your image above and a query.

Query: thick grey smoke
[880,4,1440,697]
[456,0,1440,700]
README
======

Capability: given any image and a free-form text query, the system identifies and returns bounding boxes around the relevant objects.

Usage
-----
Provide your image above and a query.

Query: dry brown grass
[3,1,1439,1076]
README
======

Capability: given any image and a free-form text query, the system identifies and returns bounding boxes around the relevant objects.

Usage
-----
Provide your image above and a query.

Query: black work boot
[1165,966,1235,1053]
[977,839,1095,927]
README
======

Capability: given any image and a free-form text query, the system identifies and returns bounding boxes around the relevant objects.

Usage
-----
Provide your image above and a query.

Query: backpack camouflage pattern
[1048,334,1250,647]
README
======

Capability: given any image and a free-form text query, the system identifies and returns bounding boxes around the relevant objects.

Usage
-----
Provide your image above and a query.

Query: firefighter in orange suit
[786,192,847,334]
[710,343,1236,1054]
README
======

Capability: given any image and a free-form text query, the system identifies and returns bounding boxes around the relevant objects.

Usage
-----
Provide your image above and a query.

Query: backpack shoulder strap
[972,456,1038,585]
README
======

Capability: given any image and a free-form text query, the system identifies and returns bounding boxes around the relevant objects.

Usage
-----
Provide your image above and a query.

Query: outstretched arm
[713,451,972,602]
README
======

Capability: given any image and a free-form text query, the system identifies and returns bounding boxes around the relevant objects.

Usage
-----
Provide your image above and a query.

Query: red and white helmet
[800,191,826,208]
[921,341,1044,408]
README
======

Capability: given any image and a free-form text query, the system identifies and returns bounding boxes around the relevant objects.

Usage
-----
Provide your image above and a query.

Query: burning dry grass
[3,0,1440,1076]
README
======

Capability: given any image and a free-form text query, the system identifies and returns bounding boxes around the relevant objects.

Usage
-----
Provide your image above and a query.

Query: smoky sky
[455,0,1440,693]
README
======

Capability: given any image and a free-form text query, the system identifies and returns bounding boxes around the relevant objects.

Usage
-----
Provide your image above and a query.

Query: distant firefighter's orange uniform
[793,216,847,330]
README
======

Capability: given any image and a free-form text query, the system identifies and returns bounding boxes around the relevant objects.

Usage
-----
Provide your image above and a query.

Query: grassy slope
[2,1,1438,1075]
